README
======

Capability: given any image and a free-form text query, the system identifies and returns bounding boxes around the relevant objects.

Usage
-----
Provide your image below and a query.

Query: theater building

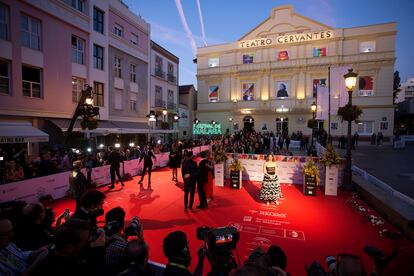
[196,5,396,139]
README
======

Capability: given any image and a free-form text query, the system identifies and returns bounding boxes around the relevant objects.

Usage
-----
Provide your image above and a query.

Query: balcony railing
[167,102,176,110]
[167,73,177,84]
[154,99,165,108]
[155,68,165,79]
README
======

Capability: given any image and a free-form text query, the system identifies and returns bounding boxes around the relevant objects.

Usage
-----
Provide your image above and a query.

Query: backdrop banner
[224,154,343,186]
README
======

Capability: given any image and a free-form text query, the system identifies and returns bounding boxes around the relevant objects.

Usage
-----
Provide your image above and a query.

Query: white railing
[352,165,414,208]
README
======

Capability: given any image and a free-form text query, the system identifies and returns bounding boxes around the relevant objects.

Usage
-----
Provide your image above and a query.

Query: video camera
[124,216,142,237]
[197,226,240,275]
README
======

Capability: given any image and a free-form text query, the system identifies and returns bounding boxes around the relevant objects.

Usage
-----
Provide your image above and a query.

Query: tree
[393,71,401,104]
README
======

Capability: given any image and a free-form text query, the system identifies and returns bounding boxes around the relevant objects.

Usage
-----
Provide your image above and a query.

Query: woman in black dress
[169,144,181,182]
[260,154,282,205]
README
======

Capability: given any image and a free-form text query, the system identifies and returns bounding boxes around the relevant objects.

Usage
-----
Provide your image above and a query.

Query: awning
[48,119,178,135]
[0,122,49,144]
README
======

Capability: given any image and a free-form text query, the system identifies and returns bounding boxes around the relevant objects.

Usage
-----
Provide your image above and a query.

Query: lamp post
[173,113,180,140]
[193,118,199,140]
[228,117,233,134]
[162,108,167,143]
[343,69,358,190]
[310,101,317,148]
[146,110,158,144]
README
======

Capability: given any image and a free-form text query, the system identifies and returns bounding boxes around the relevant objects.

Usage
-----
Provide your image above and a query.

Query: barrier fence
[315,141,414,208]
[0,145,209,204]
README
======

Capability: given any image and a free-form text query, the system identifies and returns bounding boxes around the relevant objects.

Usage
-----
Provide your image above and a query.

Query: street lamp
[344,69,358,190]
[310,101,317,148]
[173,114,180,140]
[162,109,168,143]
[146,110,158,143]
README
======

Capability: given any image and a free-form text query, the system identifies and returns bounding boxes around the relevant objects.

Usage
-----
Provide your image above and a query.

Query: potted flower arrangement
[213,146,228,187]
[229,159,243,189]
[302,158,319,196]
[320,144,342,196]
[337,105,363,122]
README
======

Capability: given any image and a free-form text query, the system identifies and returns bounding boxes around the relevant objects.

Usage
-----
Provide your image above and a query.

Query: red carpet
[50,168,409,275]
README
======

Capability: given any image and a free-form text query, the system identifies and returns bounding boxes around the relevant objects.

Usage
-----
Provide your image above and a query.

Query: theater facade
[195,6,396,139]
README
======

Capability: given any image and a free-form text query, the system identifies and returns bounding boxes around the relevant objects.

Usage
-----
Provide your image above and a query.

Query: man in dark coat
[181,151,198,211]
[197,151,211,209]
[107,147,124,189]
[69,160,88,210]
[138,145,156,188]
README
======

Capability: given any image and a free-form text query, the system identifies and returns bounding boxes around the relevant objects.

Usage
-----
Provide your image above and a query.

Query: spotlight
[115,143,121,148]
[99,144,104,148]
[129,142,135,147]
[87,148,92,152]
[75,149,80,154]
[157,139,162,144]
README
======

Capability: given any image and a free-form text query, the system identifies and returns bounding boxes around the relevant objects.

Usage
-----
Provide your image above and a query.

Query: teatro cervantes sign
[239,30,333,48]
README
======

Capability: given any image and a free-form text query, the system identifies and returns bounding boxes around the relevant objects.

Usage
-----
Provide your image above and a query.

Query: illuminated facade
[196,6,396,139]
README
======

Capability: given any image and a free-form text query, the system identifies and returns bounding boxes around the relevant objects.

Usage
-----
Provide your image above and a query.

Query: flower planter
[303,174,317,196]
[214,163,225,187]
[325,165,338,196]
[230,170,242,189]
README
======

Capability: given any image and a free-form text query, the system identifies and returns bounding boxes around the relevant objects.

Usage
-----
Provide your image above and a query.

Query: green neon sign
[193,123,222,135]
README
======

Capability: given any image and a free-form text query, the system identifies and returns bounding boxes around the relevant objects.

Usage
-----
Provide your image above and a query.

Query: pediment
[240,5,332,41]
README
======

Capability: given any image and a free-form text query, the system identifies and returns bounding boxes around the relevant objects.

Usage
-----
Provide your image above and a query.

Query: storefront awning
[48,119,178,134]
[0,122,49,143]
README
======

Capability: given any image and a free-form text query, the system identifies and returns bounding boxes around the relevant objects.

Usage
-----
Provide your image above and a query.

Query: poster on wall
[358,76,374,96]
[178,108,189,128]
[313,47,327,57]
[313,78,327,98]
[242,83,254,101]
[208,85,219,102]
[278,51,289,60]
[275,81,289,98]
[243,53,254,64]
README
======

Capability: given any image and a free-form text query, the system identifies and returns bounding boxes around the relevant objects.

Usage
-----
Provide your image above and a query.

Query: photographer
[71,190,106,228]
[104,207,128,275]
[31,218,106,276]
[162,230,206,276]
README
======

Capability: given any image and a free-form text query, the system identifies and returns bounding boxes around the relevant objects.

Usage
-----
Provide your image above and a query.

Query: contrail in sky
[196,0,207,46]
[174,0,197,56]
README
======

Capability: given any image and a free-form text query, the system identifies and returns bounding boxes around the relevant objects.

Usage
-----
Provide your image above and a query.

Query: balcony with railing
[155,68,165,79]
[154,99,165,108]
[167,73,177,84]
[167,101,177,110]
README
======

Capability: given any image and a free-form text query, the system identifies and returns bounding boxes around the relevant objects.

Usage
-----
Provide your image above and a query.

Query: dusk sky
[125,0,414,86]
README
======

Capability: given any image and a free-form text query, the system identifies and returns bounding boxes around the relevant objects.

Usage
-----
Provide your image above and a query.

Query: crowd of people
[1,194,412,276]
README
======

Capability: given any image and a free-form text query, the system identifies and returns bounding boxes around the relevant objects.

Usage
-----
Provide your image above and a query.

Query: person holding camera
[71,190,106,228]
[162,230,206,276]
[30,218,106,276]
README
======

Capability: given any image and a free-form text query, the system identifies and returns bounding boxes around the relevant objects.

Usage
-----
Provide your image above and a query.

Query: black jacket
[198,159,212,184]
[181,159,198,185]
[107,150,124,167]
[139,150,156,166]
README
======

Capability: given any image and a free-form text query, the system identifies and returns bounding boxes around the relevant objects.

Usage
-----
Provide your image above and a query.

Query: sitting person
[162,231,206,276]
[0,218,47,276]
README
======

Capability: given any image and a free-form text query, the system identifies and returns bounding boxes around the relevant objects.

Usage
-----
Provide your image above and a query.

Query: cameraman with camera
[162,230,206,276]
[104,207,144,275]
